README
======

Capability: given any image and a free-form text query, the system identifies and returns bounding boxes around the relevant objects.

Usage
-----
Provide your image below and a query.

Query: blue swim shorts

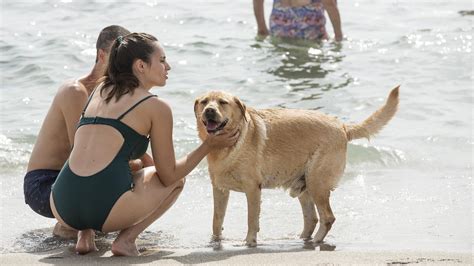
[24,169,60,218]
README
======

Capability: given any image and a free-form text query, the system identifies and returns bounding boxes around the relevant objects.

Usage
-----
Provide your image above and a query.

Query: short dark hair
[95,25,130,62]
[101,32,158,103]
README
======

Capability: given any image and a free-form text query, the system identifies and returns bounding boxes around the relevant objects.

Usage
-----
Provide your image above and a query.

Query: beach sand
[0,246,471,265]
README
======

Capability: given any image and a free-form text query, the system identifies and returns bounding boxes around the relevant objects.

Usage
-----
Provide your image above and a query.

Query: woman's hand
[204,128,240,150]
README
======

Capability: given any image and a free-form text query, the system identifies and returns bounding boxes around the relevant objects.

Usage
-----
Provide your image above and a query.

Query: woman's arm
[253,0,269,36]
[322,0,343,41]
[149,98,238,187]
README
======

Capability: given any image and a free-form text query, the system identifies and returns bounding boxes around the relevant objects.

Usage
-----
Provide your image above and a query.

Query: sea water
[0,0,472,253]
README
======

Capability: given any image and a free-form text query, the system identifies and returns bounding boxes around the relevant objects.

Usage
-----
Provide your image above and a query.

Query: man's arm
[59,83,89,148]
[253,0,269,36]
[322,0,343,41]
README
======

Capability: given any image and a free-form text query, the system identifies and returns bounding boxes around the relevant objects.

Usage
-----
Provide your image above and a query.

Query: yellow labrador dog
[194,86,399,247]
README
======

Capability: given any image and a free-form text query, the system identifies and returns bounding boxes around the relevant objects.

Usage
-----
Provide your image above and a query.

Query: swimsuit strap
[117,95,157,120]
[81,87,98,117]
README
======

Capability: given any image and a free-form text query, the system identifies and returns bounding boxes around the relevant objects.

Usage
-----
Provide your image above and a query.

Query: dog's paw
[211,234,223,242]
[208,236,224,250]
[245,237,257,247]
[299,233,312,240]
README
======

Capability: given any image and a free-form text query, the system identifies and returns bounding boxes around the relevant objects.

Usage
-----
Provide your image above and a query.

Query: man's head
[95,25,130,63]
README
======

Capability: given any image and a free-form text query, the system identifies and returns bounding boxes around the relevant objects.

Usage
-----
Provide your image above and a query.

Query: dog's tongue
[206,121,218,131]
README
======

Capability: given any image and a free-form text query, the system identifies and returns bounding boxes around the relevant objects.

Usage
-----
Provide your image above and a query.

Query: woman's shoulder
[142,95,169,108]
[142,95,172,116]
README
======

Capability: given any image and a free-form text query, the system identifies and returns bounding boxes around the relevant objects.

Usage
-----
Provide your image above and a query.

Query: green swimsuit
[51,91,157,231]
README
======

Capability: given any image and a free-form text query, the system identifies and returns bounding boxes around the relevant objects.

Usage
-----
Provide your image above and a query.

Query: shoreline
[0,247,472,265]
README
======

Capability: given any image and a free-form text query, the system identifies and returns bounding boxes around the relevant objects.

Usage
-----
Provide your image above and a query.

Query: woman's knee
[168,178,185,196]
[177,177,186,188]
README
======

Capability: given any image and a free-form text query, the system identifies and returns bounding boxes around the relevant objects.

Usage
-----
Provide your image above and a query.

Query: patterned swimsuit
[270,0,327,40]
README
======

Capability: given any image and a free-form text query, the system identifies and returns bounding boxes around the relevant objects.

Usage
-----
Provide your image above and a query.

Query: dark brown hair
[95,25,130,63]
[101,32,158,103]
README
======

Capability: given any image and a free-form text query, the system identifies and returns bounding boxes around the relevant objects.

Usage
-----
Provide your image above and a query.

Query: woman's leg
[50,194,97,254]
[102,166,185,256]
[75,229,97,255]
[111,185,183,256]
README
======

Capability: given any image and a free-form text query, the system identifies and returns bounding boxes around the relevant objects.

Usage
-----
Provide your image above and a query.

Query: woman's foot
[53,223,77,239]
[75,229,98,255]
[111,232,139,256]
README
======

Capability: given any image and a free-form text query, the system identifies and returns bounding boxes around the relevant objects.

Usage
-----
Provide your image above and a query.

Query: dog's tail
[345,86,400,141]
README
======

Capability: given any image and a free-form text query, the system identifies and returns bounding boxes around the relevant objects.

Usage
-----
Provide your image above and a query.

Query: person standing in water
[50,33,239,256]
[253,0,343,41]
[24,25,132,238]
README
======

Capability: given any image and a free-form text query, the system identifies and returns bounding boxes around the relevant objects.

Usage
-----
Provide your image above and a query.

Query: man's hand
[129,153,154,172]
[141,152,154,167]
[129,159,143,172]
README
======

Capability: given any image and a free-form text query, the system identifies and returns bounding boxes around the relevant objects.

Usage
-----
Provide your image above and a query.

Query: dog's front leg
[245,185,261,247]
[212,185,229,241]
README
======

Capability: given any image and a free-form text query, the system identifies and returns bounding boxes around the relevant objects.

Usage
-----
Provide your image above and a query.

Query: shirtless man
[24,25,131,238]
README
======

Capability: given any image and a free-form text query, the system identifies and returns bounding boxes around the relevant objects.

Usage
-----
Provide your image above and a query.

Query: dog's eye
[200,100,208,105]
[219,100,229,105]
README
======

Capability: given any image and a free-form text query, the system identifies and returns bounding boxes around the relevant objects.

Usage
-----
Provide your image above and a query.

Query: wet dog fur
[194,86,400,246]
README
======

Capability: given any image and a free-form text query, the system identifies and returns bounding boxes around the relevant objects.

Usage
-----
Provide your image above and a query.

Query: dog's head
[194,91,247,137]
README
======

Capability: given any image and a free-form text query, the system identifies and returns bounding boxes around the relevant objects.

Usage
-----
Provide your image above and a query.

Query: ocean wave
[347,143,406,167]
[0,134,32,171]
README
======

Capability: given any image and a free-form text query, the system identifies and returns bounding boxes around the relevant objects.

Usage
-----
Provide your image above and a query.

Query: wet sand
[0,247,471,265]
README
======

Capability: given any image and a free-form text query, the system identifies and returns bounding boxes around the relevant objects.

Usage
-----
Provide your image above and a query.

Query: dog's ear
[194,98,199,118]
[233,96,247,122]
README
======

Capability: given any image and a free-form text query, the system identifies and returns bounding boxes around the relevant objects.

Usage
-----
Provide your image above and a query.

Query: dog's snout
[204,108,216,119]
[205,108,216,114]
